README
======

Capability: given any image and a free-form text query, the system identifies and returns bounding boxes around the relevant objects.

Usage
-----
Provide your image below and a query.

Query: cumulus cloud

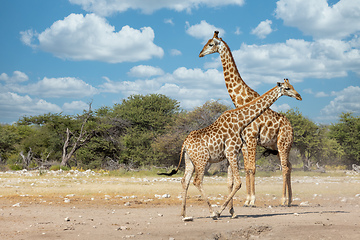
[99,67,230,109]
[21,13,164,63]
[14,77,98,98]
[201,38,360,85]
[170,49,182,56]
[62,100,89,112]
[0,71,29,83]
[69,0,245,16]
[186,20,225,43]
[320,86,360,121]
[128,65,165,78]
[0,92,61,122]
[251,19,273,39]
[275,0,360,39]
[271,103,291,113]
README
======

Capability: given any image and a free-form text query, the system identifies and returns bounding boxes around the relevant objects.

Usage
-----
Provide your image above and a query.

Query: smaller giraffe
[162,79,301,219]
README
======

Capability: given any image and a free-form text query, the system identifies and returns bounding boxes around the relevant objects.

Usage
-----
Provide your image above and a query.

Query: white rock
[300,201,310,206]
[117,226,130,230]
[64,198,70,203]
[12,202,21,207]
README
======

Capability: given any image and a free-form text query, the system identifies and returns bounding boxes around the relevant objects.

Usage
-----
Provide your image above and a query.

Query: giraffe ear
[277,82,282,87]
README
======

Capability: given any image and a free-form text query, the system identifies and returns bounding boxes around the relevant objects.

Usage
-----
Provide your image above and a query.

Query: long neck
[234,86,281,128]
[219,41,260,107]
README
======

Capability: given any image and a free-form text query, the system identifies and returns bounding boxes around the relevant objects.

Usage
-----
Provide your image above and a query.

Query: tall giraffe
[199,31,297,209]
[162,79,301,219]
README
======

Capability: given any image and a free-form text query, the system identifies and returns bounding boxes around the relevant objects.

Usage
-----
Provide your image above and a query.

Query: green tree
[284,108,322,170]
[0,124,19,164]
[153,100,230,167]
[111,94,181,167]
[329,112,360,167]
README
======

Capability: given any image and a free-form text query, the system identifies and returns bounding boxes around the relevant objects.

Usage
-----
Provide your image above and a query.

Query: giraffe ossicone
[161,79,301,219]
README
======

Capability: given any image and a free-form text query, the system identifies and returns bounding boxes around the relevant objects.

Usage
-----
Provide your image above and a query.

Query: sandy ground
[1,170,359,239]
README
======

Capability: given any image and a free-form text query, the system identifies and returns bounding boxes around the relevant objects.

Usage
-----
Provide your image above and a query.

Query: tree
[0,124,19,164]
[153,100,230,167]
[111,94,181,167]
[284,108,322,170]
[329,112,360,167]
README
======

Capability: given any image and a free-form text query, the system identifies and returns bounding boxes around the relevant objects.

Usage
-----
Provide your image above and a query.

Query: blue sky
[1,0,360,125]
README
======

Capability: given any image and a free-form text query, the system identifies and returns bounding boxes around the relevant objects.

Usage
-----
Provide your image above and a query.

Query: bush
[8,164,23,170]
[49,165,70,171]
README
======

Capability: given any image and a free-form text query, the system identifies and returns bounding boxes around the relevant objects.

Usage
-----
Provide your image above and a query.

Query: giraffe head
[277,79,302,101]
[199,31,223,57]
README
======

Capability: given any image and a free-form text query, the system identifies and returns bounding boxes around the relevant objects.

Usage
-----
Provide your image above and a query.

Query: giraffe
[161,79,301,219]
[199,31,297,211]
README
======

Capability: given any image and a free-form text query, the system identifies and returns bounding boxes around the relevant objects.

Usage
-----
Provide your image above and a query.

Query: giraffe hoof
[182,216,194,222]
[229,208,235,216]
[211,212,220,220]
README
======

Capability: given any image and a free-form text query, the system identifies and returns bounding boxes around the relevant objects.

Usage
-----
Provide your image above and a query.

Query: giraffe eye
[285,87,290,90]
[209,43,214,47]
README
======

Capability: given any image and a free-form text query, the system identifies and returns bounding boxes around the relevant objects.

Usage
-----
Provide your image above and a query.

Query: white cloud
[271,103,291,113]
[63,100,89,112]
[21,13,164,63]
[164,18,174,25]
[99,67,229,109]
[170,49,182,56]
[320,86,360,123]
[202,38,360,84]
[275,0,360,40]
[315,91,329,98]
[128,65,164,78]
[251,19,273,39]
[0,71,29,83]
[234,27,242,35]
[186,20,225,43]
[0,92,61,122]
[14,77,98,98]
[20,29,37,47]
[69,0,245,16]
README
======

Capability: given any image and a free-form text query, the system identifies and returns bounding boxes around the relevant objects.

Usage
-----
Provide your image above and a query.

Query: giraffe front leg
[227,164,235,218]
[193,169,219,219]
[280,160,292,206]
[247,139,257,207]
[219,154,242,216]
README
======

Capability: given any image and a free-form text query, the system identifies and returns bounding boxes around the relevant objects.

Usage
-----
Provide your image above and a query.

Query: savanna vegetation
[0,93,359,172]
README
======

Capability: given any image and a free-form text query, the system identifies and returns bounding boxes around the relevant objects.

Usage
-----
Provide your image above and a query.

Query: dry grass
[1,170,359,208]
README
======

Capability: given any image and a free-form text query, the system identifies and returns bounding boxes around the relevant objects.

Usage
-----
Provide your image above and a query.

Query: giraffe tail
[262,147,278,157]
[157,142,186,176]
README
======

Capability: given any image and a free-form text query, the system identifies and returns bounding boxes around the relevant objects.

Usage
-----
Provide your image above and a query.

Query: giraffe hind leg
[181,152,194,218]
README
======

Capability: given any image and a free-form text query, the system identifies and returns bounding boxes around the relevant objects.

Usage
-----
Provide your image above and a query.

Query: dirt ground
[1,170,359,239]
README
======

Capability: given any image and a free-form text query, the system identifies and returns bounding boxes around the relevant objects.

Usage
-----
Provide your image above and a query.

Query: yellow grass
[1,170,359,207]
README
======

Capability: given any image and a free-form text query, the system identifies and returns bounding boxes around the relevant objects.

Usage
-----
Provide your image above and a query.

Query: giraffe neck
[219,41,260,107]
[233,86,281,127]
